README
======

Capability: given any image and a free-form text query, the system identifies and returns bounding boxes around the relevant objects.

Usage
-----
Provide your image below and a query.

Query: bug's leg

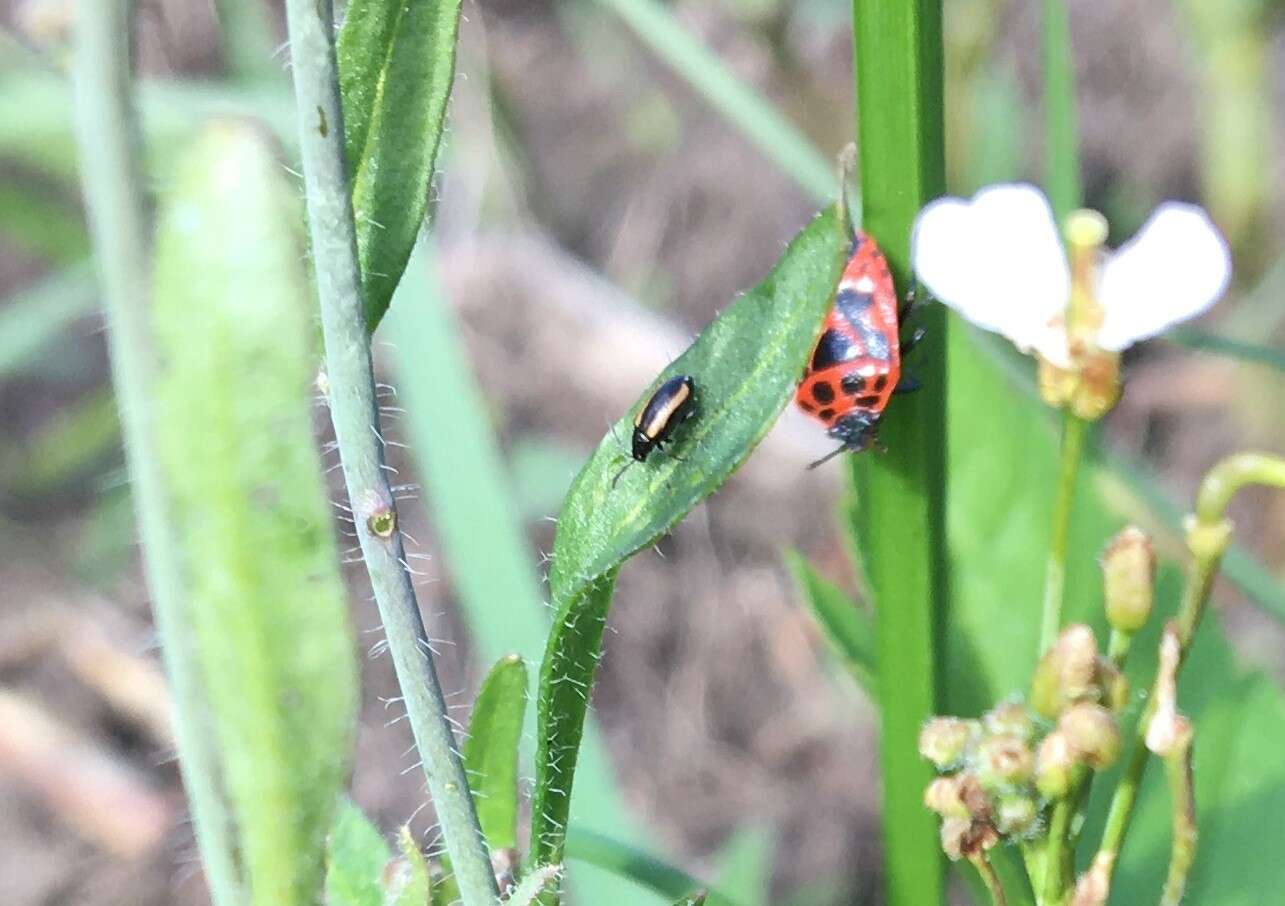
[894,373,923,395]
[900,326,927,357]
[898,283,919,322]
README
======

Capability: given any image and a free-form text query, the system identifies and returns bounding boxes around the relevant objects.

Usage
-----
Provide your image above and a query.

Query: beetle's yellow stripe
[640,381,690,438]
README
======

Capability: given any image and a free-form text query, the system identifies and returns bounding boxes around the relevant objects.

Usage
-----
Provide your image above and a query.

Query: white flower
[911,184,1231,367]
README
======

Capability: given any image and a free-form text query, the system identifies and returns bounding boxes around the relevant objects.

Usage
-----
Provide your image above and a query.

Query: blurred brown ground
[0,0,1282,903]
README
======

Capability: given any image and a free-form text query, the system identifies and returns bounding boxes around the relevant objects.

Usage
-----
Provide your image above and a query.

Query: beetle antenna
[610,460,634,489]
[806,444,849,470]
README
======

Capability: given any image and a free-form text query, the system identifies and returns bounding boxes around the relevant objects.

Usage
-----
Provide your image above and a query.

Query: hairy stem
[280,2,497,903]
[71,2,242,902]
[1038,412,1087,655]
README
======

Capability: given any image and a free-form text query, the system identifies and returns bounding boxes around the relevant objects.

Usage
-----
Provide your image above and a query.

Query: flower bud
[1101,526,1155,633]
[924,777,969,818]
[1059,703,1121,769]
[994,794,1039,837]
[976,735,1034,790]
[1096,657,1130,712]
[983,700,1035,742]
[918,717,978,769]
[1146,625,1185,756]
[1032,624,1099,718]
[1036,731,1074,799]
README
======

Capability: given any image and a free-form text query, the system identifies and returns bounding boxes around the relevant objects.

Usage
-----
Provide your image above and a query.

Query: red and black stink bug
[796,231,922,468]
[612,374,697,487]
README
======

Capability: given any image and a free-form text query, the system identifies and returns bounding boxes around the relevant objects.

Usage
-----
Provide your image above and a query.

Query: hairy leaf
[530,208,846,896]
[337,0,462,330]
[152,122,357,906]
[464,653,528,851]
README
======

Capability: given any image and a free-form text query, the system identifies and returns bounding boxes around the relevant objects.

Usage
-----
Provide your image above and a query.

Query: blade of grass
[1041,0,1081,223]
[1163,328,1285,373]
[566,828,739,906]
[0,262,96,377]
[783,550,877,696]
[280,1,496,902]
[71,3,241,901]
[850,3,949,904]
[592,0,833,202]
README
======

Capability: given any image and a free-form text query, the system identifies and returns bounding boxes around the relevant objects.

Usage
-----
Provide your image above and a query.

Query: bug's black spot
[798,400,816,414]
[811,330,855,371]
[817,407,835,421]
[811,381,835,404]
[841,373,867,395]
[856,395,881,408]
[873,374,888,392]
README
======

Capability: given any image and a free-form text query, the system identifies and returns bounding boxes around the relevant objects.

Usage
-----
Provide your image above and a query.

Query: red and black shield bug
[611,374,697,488]
[796,231,923,468]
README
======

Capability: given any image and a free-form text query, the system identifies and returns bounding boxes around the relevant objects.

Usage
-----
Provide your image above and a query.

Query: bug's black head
[630,427,654,462]
[807,410,882,469]
[830,410,881,453]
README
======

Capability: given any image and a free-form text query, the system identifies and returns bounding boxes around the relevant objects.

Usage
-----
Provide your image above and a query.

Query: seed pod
[1036,731,1074,799]
[976,735,1035,790]
[1059,703,1121,769]
[1032,624,1100,718]
[1102,526,1155,633]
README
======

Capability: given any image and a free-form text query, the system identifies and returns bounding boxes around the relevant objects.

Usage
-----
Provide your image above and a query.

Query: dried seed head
[1036,731,1074,799]
[939,816,999,862]
[1102,526,1156,633]
[1059,703,1121,769]
[918,717,978,769]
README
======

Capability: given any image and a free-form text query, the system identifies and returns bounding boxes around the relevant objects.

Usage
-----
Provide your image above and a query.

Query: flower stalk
[1089,452,1285,896]
[280,1,497,903]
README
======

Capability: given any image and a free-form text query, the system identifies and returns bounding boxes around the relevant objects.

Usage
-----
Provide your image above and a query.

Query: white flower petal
[912,184,1071,363]
[1097,203,1231,351]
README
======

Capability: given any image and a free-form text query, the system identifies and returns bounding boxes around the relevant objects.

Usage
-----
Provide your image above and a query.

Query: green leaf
[326,801,391,906]
[783,551,876,696]
[464,654,528,851]
[337,0,463,331]
[386,827,432,906]
[386,246,653,905]
[530,207,846,892]
[151,121,358,906]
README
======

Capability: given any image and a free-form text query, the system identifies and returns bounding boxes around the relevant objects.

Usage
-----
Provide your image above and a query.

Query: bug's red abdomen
[795,231,902,454]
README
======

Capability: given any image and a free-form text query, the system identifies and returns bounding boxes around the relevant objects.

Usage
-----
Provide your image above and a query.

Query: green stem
[1160,731,1197,906]
[1091,452,1285,892]
[1038,412,1086,655]
[279,3,498,904]
[71,3,243,903]
[850,3,949,906]
[971,853,1009,906]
